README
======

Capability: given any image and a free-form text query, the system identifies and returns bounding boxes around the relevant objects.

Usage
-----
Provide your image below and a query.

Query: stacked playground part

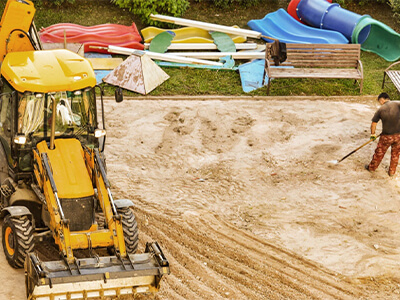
[247,8,347,44]
[288,0,400,61]
[39,23,144,53]
[141,26,246,44]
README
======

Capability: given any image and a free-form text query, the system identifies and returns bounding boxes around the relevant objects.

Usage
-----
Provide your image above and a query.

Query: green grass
[1,0,400,97]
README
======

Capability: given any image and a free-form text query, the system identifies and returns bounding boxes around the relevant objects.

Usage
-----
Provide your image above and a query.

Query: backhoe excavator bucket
[25,242,169,300]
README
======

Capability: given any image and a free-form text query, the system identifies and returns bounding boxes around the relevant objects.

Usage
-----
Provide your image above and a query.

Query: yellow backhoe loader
[0,1,169,299]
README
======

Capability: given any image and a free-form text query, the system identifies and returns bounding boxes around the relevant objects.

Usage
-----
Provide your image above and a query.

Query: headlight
[94,129,106,138]
[14,135,27,145]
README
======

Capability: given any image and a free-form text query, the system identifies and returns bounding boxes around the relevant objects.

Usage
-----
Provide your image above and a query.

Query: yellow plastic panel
[0,0,35,62]
[2,49,96,93]
[37,139,94,199]
[141,26,247,44]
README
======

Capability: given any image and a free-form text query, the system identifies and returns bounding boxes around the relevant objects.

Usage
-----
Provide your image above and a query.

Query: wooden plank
[286,58,359,63]
[283,61,358,68]
[87,57,123,70]
[269,68,362,79]
[267,44,360,52]
[285,48,359,53]
[150,14,261,39]
[287,52,359,57]
[285,43,360,49]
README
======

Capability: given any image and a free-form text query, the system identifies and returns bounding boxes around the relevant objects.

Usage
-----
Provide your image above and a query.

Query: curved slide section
[292,0,400,61]
[141,26,246,44]
[39,22,144,53]
[40,23,140,37]
[40,31,142,43]
[352,17,400,61]
[247,9,348,44]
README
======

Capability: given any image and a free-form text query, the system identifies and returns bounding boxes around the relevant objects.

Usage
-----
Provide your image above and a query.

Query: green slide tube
[352,16,400,61]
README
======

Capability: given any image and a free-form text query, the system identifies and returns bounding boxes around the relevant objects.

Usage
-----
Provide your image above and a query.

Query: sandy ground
[2,97,400,299]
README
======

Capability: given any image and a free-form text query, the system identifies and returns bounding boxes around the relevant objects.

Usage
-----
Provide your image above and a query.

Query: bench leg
[266,78,271,95]
[382,73,386,89]
[262,68,267,86]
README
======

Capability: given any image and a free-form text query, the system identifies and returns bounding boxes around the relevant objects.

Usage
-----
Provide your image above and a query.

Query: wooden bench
[382,61,400,92]
[263,43,363,95]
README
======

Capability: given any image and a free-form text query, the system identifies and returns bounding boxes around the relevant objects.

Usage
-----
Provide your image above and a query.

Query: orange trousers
[368,133,400,176]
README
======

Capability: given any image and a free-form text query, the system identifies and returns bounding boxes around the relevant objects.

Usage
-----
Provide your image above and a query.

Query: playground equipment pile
[38,0,400,94]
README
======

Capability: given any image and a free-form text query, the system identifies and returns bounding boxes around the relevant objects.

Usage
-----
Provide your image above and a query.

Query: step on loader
[0,1,170,299]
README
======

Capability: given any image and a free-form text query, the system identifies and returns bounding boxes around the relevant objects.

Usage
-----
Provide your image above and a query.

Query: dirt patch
[3,98,400,299]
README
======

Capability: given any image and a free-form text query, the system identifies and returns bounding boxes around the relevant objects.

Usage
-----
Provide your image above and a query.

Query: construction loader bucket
[25,242,169,300]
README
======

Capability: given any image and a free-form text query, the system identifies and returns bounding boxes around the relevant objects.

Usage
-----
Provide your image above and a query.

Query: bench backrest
[266,43,360,68]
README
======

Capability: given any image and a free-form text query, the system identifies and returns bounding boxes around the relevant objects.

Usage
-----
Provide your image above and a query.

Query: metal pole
[49,94,56,150]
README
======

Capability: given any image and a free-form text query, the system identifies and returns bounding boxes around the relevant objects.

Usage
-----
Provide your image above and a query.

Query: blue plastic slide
[296,0,400,61]
[248,9,348,44]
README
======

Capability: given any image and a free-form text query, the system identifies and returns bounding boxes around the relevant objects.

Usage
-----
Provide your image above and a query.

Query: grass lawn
[1,0,399,97]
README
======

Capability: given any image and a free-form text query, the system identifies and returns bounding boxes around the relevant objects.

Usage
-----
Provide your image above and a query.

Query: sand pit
[104,97,400,298]
[2,97,400,299]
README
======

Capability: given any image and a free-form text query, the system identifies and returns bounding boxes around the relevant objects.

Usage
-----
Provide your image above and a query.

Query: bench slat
[387,71,400,87]
[287,53,359,58]
[287,49,359,54]
[283,43,360,49]
[286,60,359,65]
[281,60,358,67]
[269,68,362,79]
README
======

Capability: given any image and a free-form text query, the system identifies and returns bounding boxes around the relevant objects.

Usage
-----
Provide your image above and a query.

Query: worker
[366,92,400,176]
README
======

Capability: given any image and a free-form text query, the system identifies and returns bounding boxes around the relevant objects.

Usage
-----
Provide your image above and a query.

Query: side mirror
[115,87,123,103]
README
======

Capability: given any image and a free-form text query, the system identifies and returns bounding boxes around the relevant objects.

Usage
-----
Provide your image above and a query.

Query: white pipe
[144,43,258,50]
[150,14,262,39]
[165,51,265,59]
[98,45,223,66]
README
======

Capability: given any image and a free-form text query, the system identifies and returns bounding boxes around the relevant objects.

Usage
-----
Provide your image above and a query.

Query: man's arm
[370,122,378,140]
[371,122,377,135]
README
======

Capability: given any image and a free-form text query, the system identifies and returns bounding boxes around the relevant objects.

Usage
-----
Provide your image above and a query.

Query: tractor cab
[0,49,105,178]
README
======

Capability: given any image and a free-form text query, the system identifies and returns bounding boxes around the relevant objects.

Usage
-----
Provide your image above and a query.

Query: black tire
[118,207,139,254]
[25,254,35,299]
[2,215,34,268]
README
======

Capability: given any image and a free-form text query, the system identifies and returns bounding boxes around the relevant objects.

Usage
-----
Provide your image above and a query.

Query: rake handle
[338,134,381,163]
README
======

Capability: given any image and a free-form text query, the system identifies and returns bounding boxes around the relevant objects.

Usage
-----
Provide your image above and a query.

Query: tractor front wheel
[118,207,139,254]
[2,215,34,268]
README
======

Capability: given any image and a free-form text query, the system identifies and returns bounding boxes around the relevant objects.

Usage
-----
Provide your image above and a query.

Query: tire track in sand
[124,198,367,300]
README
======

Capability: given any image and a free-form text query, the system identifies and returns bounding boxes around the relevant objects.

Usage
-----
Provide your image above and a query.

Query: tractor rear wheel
[2,215,34,268]
[118,207,139,254]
